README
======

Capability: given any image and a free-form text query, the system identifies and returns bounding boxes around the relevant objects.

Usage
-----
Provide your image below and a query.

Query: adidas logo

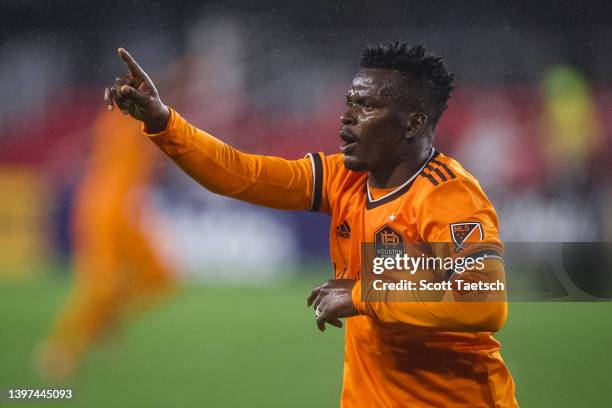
[336,220,351,238]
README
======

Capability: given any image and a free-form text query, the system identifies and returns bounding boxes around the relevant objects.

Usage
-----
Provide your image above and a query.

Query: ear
[405,112,428,139]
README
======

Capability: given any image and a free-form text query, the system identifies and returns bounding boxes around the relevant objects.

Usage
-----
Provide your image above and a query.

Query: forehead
[348,68,409,98]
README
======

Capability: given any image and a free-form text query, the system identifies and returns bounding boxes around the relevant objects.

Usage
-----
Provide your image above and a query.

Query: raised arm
[104,48,318,211]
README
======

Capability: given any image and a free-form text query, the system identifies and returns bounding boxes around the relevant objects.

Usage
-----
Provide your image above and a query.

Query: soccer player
[105,43,517,407]
[35,108,174,381]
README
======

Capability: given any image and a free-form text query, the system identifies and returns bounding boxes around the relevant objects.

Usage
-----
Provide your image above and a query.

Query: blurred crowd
[1,12,612,280]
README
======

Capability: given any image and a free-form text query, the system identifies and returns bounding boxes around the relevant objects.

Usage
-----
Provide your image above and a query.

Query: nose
[340,109,357,126]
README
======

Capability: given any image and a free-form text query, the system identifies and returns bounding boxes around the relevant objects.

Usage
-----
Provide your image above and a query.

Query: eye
[362,102,374,110]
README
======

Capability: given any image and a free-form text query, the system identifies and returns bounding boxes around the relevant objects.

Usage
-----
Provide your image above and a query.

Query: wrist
[145,105,170,134]
[351,280,368,316]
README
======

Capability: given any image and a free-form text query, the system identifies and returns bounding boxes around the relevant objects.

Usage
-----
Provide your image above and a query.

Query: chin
[343,155,368,172]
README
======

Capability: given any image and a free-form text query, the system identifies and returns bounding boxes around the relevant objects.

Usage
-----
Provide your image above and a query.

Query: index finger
[316,310,343,332]
[118,48,147,81]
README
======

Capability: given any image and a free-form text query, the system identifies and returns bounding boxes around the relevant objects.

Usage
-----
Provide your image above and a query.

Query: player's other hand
[307,279,359,332]
[104,48,170,133]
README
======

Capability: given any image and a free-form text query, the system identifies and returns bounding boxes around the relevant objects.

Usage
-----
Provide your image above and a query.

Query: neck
[368,147,432,189]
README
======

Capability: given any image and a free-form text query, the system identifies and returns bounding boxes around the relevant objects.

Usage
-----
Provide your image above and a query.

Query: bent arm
[352,258,508,332]
[146,109,317,210]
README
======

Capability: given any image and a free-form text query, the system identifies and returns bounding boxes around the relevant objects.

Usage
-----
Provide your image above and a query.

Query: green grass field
[1,271,611,407]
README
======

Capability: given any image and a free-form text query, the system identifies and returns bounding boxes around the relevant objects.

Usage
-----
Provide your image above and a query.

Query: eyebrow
[345,93,380,103]
[378,87,400,98]
[346,87,379,97]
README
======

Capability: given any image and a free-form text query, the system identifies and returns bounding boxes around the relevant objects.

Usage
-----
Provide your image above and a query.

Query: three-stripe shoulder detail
[420,156,457,186]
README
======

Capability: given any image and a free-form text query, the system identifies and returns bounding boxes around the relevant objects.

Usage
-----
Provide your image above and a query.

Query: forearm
[146,109,314,210]
[353,259,508,332]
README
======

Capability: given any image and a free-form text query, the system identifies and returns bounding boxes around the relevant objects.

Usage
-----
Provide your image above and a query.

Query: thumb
[327,318,343,328]
[120,85,150,105]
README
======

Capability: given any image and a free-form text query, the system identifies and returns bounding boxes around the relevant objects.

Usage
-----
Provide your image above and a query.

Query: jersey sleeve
[352,177,508,332]
[315,153,357,215]
[145,108,322,211]
[417,177,503,262]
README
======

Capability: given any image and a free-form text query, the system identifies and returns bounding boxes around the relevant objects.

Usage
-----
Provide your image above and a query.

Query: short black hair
[360,42,455,124]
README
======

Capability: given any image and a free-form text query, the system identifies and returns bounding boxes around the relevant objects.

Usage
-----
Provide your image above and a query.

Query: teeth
[340,141,356,152]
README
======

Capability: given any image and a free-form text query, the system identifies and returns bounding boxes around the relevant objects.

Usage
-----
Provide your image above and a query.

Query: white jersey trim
[366,147,436,203]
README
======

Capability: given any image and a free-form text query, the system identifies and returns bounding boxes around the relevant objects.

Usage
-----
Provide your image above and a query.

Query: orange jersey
[317,150,516,407]
[43,110,173,378]
[148,110,517,407]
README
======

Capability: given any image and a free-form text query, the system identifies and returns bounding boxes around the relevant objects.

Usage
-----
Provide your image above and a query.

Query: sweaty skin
[340,69,430,186]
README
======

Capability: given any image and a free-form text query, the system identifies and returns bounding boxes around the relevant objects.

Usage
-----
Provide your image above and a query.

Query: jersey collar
[365,148,437,210]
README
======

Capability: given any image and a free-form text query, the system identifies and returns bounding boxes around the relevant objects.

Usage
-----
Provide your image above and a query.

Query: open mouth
[340,141,357,153]
[339,130,358,153]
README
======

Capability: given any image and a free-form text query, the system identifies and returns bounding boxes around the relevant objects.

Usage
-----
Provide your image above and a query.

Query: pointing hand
[104,48,170,133]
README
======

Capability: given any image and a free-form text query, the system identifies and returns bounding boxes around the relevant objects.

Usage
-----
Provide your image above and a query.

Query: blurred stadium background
[1,1,611,406]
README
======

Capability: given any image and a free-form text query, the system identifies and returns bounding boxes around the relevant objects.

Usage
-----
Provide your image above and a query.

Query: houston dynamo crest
[374,224,405,258]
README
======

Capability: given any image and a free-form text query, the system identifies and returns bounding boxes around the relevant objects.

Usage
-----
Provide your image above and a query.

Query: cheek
[359,115,385,140]
[360,115,405,149]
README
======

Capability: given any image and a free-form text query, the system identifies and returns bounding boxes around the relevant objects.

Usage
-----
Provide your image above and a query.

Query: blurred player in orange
[105,43,517,407]
[35,106,174,381]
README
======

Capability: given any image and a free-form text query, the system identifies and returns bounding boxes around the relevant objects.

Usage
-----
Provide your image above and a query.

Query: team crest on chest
[374,224,405,258]
[450,222,483,252]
